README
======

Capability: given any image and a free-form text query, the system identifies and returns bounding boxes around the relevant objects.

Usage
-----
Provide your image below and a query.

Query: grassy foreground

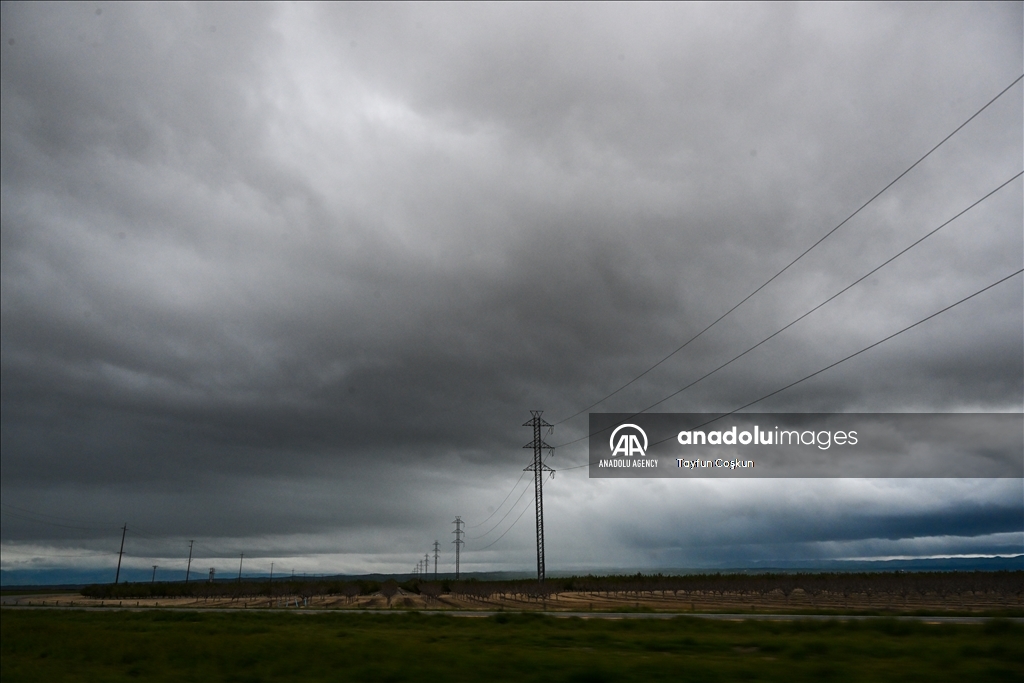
[2,609,1022,682]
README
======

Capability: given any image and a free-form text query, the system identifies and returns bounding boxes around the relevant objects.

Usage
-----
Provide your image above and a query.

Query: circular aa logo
[609,424,648,457]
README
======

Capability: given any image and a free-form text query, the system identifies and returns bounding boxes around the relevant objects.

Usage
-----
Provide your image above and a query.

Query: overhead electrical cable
[0,502,110,532]
[557,267,1024,471]
[648,268,1024,444]
[468,74,1022,543]
[467,470,528,529]
[553,73,1023,426]
[0,508,98,532]
[468,478,534,540]
[550,170,1023,451]
[474,495,536,551]
[468,430,556,531]
[121,525,165,541]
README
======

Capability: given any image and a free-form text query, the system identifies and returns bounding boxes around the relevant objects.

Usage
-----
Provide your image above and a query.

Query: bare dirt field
[4,586,1019,614]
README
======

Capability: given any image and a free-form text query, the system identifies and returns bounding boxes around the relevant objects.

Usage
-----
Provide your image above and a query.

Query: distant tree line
[81,578,394,601]
[427,571,1024,605]
[546,571,1024,605]
[81,571,1023,605]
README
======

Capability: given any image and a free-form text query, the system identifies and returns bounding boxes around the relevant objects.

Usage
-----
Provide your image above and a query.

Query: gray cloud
[2,2,1021,577]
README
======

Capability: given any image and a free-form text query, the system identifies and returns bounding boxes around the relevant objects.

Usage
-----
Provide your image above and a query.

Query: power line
[468,478,534,540]
[557,267,1024,471]
[553,73,1023,426]
[467,444,556,538]
[652,269,1024,442]
[467,471,528,529]
[467,441,557,550]
[0,508,100,532]
[466,427,557,560]
[474,494,536,551]
[118,526,166,543]
[623,171,1022,415]
[550,170,1023,451]
[0,502,115,532]
[466,75,1023,566]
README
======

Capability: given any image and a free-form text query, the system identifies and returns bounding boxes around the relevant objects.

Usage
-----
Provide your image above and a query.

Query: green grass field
[2,609,1021,682]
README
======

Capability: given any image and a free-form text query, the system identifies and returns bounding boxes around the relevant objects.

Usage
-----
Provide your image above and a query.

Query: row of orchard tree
[84,571,1023,604]
[82,578,385,601]
[437,571,1024,605]
[553,571,1024,604]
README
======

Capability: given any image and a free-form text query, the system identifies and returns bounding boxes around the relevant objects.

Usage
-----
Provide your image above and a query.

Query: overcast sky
[2,2,1022,581]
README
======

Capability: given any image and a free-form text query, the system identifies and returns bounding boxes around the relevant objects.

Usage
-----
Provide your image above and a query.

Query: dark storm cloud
[1,2,1021,574]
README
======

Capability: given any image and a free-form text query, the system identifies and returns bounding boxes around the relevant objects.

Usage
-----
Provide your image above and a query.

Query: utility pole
[185,540,194,584]
[270,562,274,583]
[524,411,554,582]
[432,541,440,579]
[151,566,158,583]
[451,516,464,579]
[114,524,127,584]
[237,553,244,583]
[424,553,430,577]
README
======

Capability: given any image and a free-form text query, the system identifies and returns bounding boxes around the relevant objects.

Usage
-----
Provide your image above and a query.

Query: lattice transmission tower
[523,410,554,581]
[451,516,464,579]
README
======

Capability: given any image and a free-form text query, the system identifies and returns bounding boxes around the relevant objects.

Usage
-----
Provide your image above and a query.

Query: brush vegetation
[76,570,1024,615]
